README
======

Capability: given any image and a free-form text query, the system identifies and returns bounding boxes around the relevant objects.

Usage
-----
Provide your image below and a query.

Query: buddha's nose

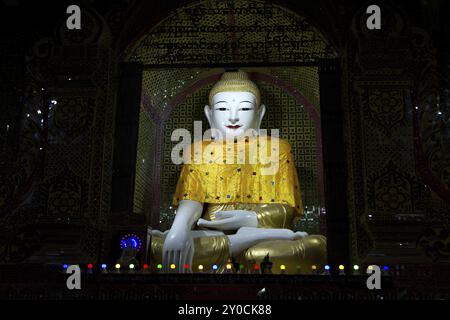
[229,108,239,124]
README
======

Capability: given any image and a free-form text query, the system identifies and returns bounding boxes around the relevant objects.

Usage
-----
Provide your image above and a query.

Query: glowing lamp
[120,234,143,251]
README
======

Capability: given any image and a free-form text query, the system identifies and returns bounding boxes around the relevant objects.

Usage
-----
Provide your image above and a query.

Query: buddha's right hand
[162,227,194,273]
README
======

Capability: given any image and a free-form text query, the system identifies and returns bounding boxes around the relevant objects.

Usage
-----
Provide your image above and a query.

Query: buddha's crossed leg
[151,228,308,273]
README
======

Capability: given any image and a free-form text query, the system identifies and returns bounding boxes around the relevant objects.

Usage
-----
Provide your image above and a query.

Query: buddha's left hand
[197,210,258,231]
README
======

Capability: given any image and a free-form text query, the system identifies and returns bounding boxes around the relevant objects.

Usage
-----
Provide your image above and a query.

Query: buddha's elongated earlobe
[204,105,216,139]
[257,104,266,135]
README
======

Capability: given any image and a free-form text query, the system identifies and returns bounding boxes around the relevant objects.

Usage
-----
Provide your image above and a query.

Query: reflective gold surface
[240,235,327,274]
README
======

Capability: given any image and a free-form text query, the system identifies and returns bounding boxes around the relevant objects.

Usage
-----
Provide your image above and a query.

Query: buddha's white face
[205,91,265,140]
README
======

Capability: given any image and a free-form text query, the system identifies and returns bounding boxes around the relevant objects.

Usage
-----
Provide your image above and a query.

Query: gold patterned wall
[133,108,156,213]
[126,0,333,65]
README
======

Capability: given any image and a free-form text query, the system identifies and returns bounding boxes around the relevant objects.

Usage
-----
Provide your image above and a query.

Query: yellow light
[198,264,204,271]
[226,264,232,270]
[170,264,176,270]
[115,263,121,269]
[129,264,135,269]
[339,265,345,270]
[353,265,360,270]
[368,265,373,271]
[311,265,317,270]
[280,265,286,270]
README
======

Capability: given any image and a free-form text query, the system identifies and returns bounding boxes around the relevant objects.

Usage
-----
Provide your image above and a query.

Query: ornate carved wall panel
[346,1,450,263]
[0,5,118,263]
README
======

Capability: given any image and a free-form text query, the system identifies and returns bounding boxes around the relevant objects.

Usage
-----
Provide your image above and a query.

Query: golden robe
[173,136,303,215]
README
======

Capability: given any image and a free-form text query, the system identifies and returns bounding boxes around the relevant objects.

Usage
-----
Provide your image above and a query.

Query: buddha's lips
[226,125,242,129]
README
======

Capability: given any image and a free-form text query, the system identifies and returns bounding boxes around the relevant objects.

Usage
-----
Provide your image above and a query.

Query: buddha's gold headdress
[209,70,261,106]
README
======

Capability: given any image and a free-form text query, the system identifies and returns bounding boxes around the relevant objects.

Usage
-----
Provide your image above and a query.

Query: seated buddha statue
[150,70,326,274]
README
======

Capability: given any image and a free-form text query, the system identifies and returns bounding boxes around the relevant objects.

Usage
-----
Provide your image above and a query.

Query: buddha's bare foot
[294,231,309,239]
[235,227,297,238]
[228,227,300,256]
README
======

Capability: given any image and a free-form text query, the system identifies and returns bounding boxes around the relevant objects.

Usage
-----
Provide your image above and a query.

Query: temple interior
[0,0,449,299]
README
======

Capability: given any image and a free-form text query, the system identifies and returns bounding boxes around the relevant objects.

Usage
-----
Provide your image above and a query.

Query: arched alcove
[111,0,350,268]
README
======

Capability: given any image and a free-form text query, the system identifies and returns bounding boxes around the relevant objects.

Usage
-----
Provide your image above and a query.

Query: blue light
[324,265,330,271]
[212,264,218,270]
[120,234,142,250]
[101,264,107,269]
[63,264,68,269]
[383,265,389,271]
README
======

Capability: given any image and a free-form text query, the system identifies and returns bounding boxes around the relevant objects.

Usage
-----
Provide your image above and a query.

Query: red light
[254,264,260,271]
[184,264,189,269]
[87,263,93,269]
[143,264,149,269]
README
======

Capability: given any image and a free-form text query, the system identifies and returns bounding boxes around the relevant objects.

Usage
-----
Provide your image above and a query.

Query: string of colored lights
[61,263,391,274]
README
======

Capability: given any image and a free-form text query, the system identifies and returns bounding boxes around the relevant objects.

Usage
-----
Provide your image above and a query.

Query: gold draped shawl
[172,136,303,218]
